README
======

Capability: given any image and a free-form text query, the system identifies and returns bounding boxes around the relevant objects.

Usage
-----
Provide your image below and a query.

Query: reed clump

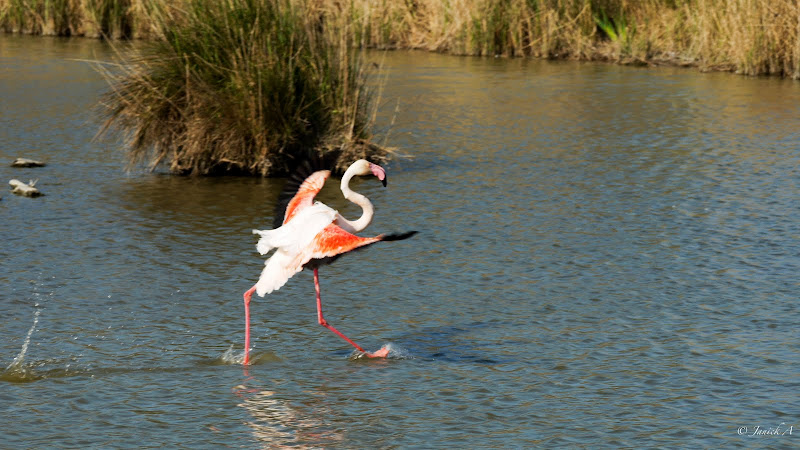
[96,0,388,176]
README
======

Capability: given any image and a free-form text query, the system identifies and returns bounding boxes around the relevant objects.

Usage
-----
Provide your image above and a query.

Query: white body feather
[251,203,336,296]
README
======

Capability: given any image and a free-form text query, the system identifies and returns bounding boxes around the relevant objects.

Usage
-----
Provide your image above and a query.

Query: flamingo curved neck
[336,169,374,233]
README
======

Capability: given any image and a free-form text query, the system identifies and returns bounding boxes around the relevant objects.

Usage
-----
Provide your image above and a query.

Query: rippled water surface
[2,36,799,447]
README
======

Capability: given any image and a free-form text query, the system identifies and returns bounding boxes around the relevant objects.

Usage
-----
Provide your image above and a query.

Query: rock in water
[9,179,44,197]
[11,158,46,168]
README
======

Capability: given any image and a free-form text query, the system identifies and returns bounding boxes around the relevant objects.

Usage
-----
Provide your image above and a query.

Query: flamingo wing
[253,202,337,296]
[254,223,381,297]
[310,224,382,260]
[253,203,337,255]
[279,169,331,226]
[255,247,310,296]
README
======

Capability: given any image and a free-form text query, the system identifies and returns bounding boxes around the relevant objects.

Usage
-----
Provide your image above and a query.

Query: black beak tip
[381,178,387,187]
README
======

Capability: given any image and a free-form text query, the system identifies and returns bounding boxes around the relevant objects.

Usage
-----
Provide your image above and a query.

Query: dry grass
[688,0,800,78]
[3,0,797,78]
[341,0,597,59]
[0,0,153,38]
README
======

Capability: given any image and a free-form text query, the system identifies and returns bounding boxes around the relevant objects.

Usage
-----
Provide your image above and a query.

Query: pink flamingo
[242,159,416,364]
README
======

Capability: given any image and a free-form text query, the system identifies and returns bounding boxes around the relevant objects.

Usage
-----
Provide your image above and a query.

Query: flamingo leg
[314,267,368,352]
[243,284,257,365]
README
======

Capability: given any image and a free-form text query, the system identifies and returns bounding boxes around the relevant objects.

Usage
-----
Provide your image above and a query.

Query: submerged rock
[9,179,44,197]
[11,158,46,168]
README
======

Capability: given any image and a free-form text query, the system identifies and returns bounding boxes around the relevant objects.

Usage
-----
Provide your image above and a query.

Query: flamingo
[242,159,416,364]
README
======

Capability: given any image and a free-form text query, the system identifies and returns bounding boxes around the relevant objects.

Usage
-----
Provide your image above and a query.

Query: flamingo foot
[365,346,390,358]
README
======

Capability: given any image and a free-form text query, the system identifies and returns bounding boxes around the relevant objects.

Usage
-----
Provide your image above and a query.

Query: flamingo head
[350,159,387,187]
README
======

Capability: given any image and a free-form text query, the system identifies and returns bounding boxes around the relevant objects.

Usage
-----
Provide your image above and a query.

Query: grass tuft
[95,0,391,176]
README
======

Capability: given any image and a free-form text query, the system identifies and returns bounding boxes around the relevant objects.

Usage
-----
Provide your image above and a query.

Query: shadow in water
[388,321,509,365]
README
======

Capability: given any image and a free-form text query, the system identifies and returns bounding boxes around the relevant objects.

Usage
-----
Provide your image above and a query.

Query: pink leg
[314,268,368,352]
[243,284,257,365]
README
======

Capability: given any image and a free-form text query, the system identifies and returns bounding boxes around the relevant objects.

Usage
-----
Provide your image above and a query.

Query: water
[2,35,799,447]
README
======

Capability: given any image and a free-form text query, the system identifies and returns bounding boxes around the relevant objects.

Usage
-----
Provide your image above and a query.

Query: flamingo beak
[370,163,387,187]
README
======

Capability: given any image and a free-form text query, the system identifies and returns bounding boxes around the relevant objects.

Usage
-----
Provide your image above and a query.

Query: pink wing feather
[254,225,381,296]
[310,224,382,259]
[283,170,330,224]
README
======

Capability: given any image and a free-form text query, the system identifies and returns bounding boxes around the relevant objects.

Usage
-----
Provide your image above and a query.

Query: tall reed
[0,0,144,37]
[3,1,799,76]
[96,0,387,176]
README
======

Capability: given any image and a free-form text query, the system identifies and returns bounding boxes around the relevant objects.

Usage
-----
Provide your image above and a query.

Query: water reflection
[232,369,344,448]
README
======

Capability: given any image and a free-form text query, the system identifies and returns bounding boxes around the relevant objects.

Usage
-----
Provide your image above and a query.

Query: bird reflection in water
[230,369,345,447]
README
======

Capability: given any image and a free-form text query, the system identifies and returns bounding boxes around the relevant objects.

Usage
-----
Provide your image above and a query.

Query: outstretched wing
[255,248,308,296]
[282,170,330,225]
[254,204,338,297]
[272,154,338,229]
[254,223,418,297]
[253,203,337,255]
[310,224,382,260]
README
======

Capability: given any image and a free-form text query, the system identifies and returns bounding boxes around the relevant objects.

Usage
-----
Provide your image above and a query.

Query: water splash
[1,305,42,382]
[220,345,244,365]
[350,342,414,360]
[216,345,281,365]
[6,305,41,371]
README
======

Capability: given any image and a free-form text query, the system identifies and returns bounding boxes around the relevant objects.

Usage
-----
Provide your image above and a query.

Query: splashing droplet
[221,345,244,364]
[7,307,40,371]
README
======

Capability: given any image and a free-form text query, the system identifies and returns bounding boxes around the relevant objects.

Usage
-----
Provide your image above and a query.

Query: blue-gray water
[1,35,799,447]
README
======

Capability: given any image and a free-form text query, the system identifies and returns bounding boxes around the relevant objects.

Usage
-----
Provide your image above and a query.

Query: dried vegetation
[3,0,799,174]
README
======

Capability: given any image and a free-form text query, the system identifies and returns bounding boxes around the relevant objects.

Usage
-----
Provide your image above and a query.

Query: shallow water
[2,35,799,447]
